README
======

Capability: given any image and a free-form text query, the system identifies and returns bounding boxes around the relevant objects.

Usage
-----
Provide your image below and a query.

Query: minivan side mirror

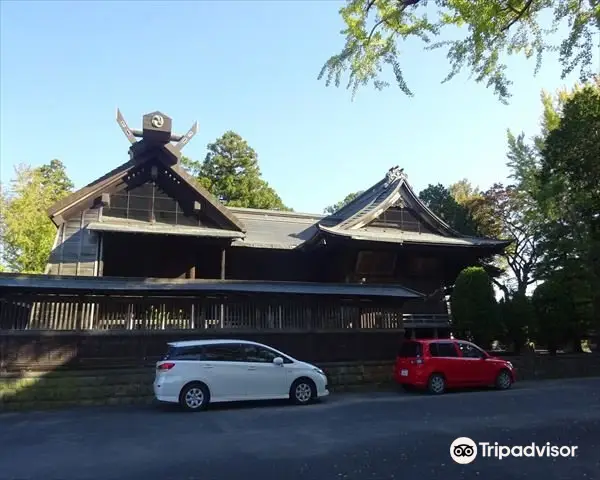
[273,357,284,366]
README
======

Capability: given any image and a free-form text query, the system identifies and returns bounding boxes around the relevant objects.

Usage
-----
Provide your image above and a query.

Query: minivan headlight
[313,367,326,376]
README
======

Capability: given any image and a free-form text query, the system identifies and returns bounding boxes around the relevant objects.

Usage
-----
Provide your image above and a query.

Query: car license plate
[400,369,408,377]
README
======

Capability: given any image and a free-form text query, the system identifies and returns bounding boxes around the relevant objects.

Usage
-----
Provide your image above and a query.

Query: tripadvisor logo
[450,437,478,464]
[450,437,579,464]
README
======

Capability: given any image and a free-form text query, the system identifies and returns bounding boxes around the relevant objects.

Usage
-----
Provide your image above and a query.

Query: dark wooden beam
[158,145,180,166]
[131,128,184,142]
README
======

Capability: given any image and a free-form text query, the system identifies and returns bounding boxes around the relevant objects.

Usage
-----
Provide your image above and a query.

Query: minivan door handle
[247,366,257,371]
[203,364,214,369]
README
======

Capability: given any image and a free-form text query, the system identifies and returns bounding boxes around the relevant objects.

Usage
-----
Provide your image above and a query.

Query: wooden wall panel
[45,208,101,276]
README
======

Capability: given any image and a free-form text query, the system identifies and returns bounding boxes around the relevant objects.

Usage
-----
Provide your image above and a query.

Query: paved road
[1,378,599,480]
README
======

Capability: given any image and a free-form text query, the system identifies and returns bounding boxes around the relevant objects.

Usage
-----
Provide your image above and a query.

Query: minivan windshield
[398,341,423,358]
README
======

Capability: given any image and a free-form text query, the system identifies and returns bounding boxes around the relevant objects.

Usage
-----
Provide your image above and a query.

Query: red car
[393,338,516,394]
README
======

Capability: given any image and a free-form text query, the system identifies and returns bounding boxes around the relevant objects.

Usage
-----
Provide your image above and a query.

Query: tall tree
[535,80,600,328]
[38,159,75,200]
[0,160,73,273]
[323,190,364,214]
[419,182,517,295]
[484,83,595,298]
[450,266,501,349]
[182,131,290,210]
[497,84,600,296]
[498,292,533,354]
[531,263,595,354]
[320,0,600,102]
[449,179,481,206]
[418,182,481,235]
[475,183,540,297]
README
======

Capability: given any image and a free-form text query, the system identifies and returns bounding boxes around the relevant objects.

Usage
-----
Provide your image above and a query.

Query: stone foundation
[2,354,600,411]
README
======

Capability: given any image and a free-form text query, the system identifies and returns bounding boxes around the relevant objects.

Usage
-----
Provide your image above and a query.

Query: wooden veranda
[0,273,452,363]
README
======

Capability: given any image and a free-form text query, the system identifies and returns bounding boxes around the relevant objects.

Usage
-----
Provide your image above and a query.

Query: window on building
[102,181,203,227]
[408,257,440,276]
[355,250,397,276]
[369,207,435,233]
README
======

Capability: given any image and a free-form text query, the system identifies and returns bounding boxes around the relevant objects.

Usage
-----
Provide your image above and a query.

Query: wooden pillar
[96,232,104,276]
[190,304,196,329]
[220,247,226,328]
[188,249,197,329]
[127,303,135,330]
[433,328,439,339]
[220,247,226,279]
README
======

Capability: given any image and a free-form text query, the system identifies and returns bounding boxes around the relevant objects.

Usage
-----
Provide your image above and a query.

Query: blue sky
[1,1,597,214]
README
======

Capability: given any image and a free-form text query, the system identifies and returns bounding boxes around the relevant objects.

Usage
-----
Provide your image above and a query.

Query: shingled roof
[46,162,509,251]
[311,166,510,250]
[311,166,510,249]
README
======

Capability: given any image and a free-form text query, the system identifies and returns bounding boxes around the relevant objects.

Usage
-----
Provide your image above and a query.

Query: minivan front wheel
[290,378,316,405]
[180,382,210,412]
[427,374,446,395]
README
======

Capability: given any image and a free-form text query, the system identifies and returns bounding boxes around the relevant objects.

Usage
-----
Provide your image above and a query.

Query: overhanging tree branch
[501,0,535,32]
[365,0,422,44]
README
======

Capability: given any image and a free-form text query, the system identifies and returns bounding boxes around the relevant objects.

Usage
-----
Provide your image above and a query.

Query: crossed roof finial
[115,109,199,165]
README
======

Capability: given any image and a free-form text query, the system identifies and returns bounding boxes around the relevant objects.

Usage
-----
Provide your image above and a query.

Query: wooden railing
[403,314,450,328]
[0,294,450,332]
[0,295,413,332]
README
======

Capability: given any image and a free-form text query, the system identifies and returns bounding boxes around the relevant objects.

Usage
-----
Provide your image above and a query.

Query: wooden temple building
[0,110,509,361]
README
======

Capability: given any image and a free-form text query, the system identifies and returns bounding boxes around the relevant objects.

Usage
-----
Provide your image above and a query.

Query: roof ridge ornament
[116,109,199,166]
[384,166,406,187]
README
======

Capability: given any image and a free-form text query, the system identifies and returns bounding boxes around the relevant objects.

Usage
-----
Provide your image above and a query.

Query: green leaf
[181,131,291,211]
[0,160,74,273]
[320,0,599,102]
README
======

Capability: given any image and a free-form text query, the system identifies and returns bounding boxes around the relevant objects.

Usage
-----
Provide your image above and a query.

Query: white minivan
[153,339,330,411]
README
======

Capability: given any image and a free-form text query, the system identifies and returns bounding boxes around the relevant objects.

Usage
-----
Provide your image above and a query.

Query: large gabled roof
[321,166,456,233]
[46,159,510,252]
[47,159,246,232]
[48,159,136,220]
